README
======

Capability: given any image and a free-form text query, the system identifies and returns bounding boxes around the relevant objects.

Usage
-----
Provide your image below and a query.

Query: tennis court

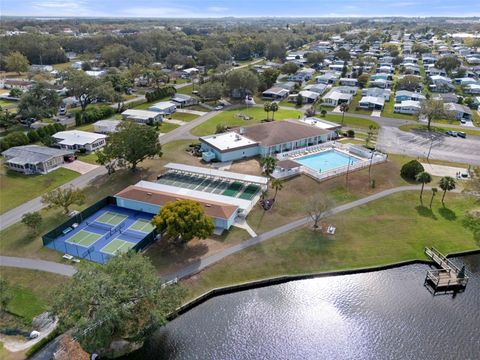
[65,230,102,247]
[222,181,244,197]
[128,219,155,233]
[239,184,261,200]
[100,238,135,255]
[95,211,128,226]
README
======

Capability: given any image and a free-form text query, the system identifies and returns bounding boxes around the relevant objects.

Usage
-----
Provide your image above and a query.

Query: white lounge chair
[327,225,336,235]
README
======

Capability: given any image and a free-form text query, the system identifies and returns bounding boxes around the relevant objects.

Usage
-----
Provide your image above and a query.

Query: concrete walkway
[233,218,257,237]
[0,256,76,276]
[161,185,424,282]
[61,160,99,175]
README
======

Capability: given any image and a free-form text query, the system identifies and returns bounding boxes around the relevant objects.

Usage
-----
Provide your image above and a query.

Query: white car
[214,105,224,111]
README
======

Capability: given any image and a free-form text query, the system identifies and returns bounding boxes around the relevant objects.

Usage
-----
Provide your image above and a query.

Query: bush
[215,124,226,133]
[145,86,176,103]
[320,109,327,117]
[401,160,424,180]
[54,123,65,131]
[25,329,59,357]
[36,127,46,138]
[346,129,355,138]
[74,105,116,126]
[27,129,40,142]
[0,131,29,151]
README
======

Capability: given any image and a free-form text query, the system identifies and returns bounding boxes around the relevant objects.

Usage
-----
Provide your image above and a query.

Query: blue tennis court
[45,204,155,264]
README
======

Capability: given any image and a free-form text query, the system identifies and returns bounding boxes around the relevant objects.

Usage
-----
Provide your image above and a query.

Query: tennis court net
[121,230,147,240]
[87,221,113,232]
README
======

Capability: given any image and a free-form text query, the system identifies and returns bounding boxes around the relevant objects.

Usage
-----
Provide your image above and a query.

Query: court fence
[42,196,158,264]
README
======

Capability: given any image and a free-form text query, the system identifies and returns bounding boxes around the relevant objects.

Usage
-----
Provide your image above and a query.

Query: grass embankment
[399,124,480,137]
[0,161,80,214]
[324,114,379,129]
[190,107,302,136]
[185,191,479,298]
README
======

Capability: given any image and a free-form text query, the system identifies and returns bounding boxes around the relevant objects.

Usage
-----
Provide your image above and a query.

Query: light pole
[426,135,435,161]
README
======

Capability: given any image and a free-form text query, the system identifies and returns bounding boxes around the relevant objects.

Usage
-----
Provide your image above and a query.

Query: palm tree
[429,187,438,209]
[339,103,349,126]
[260,156,278,177]
[264,102,271,120]
[416,171,432,204]
[271,179,284,201]
[439,176,456,206]
[270,102,279,121]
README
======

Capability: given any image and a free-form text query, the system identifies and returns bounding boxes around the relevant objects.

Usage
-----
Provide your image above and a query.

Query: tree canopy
[4,51,29,74]
[42,186,85,214]
[152,200,215,246]
[17,82,61,119]
[54,252,185,354]
[225,69,259,98]
[97,121,162,172]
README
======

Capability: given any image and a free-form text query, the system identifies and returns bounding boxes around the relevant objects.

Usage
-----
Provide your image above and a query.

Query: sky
[2,0,480,18]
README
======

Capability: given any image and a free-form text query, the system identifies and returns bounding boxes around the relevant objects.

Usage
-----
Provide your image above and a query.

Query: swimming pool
[295,150,359,172]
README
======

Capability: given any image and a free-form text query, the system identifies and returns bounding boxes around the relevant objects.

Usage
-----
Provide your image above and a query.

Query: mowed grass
[0,161,80,214]
[184,192,479,298]
[171,112,200,122]
[190,106,302,136]
[324,114,379,129]
[0,268,69,322]
[159,122,180,133]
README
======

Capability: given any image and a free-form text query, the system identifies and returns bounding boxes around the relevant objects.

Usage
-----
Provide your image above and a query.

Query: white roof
[200,131,258,152]
[53,130,107,146]
[298,90,320,99]
[149,101,177,110]
[299,117,341,130]
[324,90,352,101]
[93,119,121,127]
[396,100,421,108]
[135,180,253,210]
[359,96,385,106]
[164,162,268,185]
[122,109,162,120]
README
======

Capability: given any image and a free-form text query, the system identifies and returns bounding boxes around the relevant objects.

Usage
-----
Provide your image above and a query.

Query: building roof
[444,103,472,114]
[164,163,268,186]
[299,117,341,130]
[298,90,320,99]
[263,86,289,96]
[359,96,385,106]
[149,101,177,111]
[277,159,302,170]
[234,120,331,147]
[93,119,121,127]
[200,131,258,153]
[172,93,194,101]
[116,185,238,220]
[53,130,107,146]
[122,109,162,120]
[1,145,73,165]
[396,100,421,108]
[323,89,353,101]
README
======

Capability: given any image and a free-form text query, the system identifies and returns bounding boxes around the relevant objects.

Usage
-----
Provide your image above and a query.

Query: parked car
[457,131,466,138]
[214,105,224,111]
[446,130,457,137]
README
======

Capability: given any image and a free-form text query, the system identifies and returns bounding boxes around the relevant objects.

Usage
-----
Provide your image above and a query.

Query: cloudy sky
[2,0,480,17]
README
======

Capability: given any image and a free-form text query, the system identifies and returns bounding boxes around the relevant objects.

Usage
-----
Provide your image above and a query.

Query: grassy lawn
[190,106,302,136]
[159,122,180,133]
[74,123,95,132]
[170,112,199,122]
[324,114,379,129]
[382,100,417,120]
[184,191,479,298]
[176,84,195,95]
[349,91,373,115]
[399,124,480,137]
[77,152,99,165]
[0,161,80,214]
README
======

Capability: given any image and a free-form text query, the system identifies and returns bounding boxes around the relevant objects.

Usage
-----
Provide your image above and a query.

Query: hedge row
[0,122,65,152]
[145,86,176,103]
[75,105,116,126]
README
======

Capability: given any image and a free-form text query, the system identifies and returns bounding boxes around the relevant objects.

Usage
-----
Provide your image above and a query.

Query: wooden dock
[424,247,468,291]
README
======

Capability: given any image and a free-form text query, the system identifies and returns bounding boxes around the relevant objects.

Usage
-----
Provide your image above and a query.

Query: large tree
[42,186,85,214]
[17,82,61,119]
[198,81,224,101]
[439,176,456,205]
[152,200,214,246]
[416,171,432,204]
[97,121,162,172]
[305,193,334,230]
[417,99,452,131]
[21,212,43,235]
[225,69,258,99]
[435,56,461,75]
[63,69,116,112]
[397,75,423,92]
[53,252,184,355]
[305,52,325,66]
[4,51,29,74]
[260,156,278,177]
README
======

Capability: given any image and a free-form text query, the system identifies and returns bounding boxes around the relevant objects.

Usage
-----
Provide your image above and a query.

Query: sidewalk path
[0,256,76,276]
[161,185,424,281]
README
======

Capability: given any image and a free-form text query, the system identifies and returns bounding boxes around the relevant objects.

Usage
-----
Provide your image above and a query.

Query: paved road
[0,166,107,230]
[0,256,76,276]
[161,185,425,282]
[377,126,480,166]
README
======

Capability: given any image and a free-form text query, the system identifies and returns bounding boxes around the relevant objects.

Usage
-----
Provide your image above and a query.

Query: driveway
[377,126,480,166]
[61,160,99,175]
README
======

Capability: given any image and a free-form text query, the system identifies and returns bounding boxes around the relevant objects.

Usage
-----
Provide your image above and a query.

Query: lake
[124,254,480,360]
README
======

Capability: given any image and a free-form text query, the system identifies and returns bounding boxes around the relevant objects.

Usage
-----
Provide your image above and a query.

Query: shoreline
[170,247,480,320]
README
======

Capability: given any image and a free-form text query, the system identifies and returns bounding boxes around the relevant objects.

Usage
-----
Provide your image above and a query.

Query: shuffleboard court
[101,239,135,255]
[128,219,155,233]
[95,211,128,226]
[66,230,102,247]
[222,181,244,197]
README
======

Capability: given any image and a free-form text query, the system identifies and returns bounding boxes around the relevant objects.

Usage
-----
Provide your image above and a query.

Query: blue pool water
[295,150,359,172]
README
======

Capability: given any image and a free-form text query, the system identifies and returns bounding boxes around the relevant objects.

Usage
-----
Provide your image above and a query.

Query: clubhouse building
[200,120,338,162]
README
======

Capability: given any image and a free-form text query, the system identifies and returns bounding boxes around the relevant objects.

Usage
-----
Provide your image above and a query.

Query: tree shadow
[438,207,457,221]
[415,205,437,220]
